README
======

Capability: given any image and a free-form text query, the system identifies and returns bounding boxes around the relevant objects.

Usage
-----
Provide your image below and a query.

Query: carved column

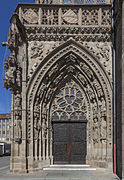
[78,8,82,26]
[39,104,42,161]
[10,93,14,172]
[21,43,28,173]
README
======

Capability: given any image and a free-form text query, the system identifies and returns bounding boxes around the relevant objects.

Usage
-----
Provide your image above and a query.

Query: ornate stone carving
[8,27,17,51]
[99,97,106,117]
[82,9,98,25]
[15,92,22,108]
[80,62,94,81]
[102,8,111,26]
[28,41,61,79]
[3,54,22,92]
[25,26,111,42]
[34,111,40,139]
[42,8,59,25]
[86,84,95,101]
[100,116,107,144]
[42,118,47,140]
[30,41,43,59]
[33,96,41,140]
[8,19,24,52]
[62,9,78,24]
[25,40,112,172]
[22,8,38,24]
[93,117,99,144]
[14,92,22,143]
[20,5,111,27]
[92,99,98,116]
[27,44,111,154]
[14,120,22,143]
[82,42,112,78]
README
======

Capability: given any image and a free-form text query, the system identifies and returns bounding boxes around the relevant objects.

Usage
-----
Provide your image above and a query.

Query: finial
[1,42,8,47]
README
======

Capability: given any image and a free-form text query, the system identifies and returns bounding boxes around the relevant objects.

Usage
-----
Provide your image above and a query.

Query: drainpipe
[111,0,116,175]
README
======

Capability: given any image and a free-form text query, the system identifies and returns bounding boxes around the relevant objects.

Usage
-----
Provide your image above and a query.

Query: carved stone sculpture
[14,120,22,143]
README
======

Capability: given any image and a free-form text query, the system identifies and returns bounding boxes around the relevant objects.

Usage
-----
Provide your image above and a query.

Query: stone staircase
[43,164,96,171]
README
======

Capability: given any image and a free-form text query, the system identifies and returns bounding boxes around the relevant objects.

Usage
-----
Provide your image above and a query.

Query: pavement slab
[0,168,120,180]
[0,157,120,180]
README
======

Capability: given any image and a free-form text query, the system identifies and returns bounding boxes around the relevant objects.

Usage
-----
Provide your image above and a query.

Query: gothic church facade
[3,0,124,179]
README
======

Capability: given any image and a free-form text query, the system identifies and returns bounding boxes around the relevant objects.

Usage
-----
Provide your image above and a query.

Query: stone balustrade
[15,3,111,27]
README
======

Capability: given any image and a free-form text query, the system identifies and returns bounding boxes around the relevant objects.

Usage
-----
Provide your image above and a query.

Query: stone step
[43,164,96,171]
[50,164,90,167]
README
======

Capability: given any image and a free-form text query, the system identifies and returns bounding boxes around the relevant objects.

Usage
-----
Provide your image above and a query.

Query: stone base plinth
[10,156,28,173]
[28,157,51,172]
[87,160,112,169]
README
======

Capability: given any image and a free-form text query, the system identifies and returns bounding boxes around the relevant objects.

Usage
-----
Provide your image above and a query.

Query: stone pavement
[0,166,120,180]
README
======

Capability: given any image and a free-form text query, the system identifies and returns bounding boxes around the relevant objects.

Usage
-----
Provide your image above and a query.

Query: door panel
[53,122,87,164]
[53,123,68,164]
[70,123,86,164]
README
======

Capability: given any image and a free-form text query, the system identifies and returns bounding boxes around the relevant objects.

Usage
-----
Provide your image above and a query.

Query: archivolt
[27,39,112,151]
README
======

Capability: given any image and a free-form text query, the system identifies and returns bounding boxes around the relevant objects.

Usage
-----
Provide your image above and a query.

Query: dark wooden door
[53,122,87,164]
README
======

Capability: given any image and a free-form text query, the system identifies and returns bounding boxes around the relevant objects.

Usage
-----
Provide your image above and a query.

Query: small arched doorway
[51,80,87,164]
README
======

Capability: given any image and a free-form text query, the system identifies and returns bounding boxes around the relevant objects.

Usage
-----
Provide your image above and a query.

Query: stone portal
[52,80,87,164]
[3,1,112,173]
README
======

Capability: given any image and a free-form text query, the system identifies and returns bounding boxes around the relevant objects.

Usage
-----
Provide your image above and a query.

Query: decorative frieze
[22,8,39,24]
[25,26,111,42]
[81,42,112,79]
[19,5,111,27]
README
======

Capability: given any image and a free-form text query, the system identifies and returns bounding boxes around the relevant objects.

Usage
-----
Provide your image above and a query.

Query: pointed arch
[27,38,112,95]
[27,39,112,169]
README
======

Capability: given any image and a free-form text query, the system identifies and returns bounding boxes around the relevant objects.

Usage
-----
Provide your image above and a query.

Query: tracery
[51,80,87,121]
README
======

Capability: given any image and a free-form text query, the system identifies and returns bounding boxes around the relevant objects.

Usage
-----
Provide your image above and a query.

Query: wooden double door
[53,122,87,164]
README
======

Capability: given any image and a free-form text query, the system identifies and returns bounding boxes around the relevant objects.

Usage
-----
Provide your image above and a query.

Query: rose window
[51,80,87,121]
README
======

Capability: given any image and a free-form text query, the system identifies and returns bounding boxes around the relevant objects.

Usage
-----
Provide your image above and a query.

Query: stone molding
[25,26,111,42]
